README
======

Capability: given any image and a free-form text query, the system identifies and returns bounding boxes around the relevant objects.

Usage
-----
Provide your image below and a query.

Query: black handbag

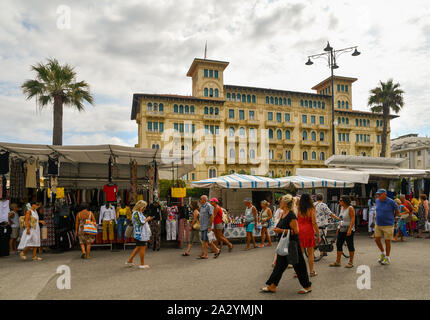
[287,240,299,265]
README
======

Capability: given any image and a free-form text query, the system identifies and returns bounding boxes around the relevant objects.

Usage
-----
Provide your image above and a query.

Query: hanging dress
[18,209,41,249]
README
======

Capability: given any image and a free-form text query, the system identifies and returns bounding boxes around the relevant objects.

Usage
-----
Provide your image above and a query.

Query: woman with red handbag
[75,203,97,259]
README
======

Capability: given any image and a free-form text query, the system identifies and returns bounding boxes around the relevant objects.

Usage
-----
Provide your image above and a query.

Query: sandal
[329,262,341,267]
[196,256,208,259]
[345,262,354,268]
[182,252,190,256]
[310,271,318,277]
[213,250,221,259]
[298,288,312,294]
[20,252,27,260]
[260,286,276,293]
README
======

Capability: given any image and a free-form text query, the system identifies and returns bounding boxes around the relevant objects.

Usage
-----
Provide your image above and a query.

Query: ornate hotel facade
[131,58,395,181]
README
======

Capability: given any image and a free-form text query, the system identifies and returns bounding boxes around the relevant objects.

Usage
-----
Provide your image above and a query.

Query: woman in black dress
[260,194,312,294]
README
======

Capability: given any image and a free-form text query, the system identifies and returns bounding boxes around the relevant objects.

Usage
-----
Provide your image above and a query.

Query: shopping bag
[83,212,97,235]
[125,225,134,238]
[41,226,48,240]
[425,221,430,232]
[207,231,216,243]
[276,230,290,256]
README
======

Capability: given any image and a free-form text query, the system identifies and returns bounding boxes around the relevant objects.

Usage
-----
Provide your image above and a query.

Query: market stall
[191,173,354,240]
[0,142,194,253]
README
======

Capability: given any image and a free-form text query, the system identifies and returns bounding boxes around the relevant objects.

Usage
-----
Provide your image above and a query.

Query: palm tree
[368,79,404,157]
[21,58,94,145]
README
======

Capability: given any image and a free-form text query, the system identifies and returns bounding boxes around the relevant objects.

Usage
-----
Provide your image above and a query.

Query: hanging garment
[0,199,10,223]
[48,156,59,175]
[25,157,39,189]
[149,220,161,250]
[10,157,25,199]
[177,218,190,247]
[166,219,177,241]
[41,206,55,247]
[0,151,9,175]
[103,185,118,202]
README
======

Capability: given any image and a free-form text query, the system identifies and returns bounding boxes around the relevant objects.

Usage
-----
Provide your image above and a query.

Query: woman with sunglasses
[330,195,355,268]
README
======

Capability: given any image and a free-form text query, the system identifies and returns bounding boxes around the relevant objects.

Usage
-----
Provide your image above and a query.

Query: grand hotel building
[131,58,396,181]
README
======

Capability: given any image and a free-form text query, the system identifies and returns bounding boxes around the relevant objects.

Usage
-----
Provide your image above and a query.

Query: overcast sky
[1,0,429,146]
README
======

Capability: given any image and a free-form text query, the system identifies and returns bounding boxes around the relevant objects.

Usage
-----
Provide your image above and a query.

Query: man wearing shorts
[374,189,399,265]
[198,195,220,259]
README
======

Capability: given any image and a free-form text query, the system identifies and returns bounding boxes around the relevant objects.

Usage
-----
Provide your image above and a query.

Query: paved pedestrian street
[1,234,429,300]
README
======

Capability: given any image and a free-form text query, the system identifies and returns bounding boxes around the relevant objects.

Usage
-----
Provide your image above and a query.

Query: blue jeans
[117,217,128,241]
[201,230,209,242]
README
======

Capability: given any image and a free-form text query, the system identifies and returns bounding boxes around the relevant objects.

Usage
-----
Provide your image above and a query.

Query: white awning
[276,175,354,189]
[191,174,287,189]
[296,167,430,184]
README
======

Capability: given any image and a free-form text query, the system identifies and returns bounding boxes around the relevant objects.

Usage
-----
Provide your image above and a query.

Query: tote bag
[83,212,98,235]
[276,230,290,256]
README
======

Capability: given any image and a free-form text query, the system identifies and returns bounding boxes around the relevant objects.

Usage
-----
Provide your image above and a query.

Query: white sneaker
[139,265,150,269]
[125,261,135,267]
[381,257,391,265]
[378,253,385,264]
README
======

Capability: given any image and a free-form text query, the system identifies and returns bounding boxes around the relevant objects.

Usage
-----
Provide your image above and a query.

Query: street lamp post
[305,42,360,155]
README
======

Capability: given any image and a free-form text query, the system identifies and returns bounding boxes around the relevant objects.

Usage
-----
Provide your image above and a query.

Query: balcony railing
[203,114,221,121]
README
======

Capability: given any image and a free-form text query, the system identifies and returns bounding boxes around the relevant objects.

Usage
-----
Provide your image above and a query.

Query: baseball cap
[244,197,252,202]
[209,198,219,203]
[376,189,387,195]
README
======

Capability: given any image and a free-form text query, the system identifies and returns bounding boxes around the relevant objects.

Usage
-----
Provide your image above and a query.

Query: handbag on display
[83,212,97,235]
[276,230,290,256]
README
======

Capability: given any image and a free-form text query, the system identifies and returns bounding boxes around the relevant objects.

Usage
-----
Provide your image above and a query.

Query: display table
[223,225,275,239]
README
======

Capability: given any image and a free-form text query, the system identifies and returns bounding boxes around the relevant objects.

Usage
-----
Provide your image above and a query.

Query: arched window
[309,100,312,108]
[173,104,178,113]
[209,168,217,178]
[318,101,321,108]
[346,118,349,125]
[359,119,363,126]
[305,100,308,107]
[303,131,308,141]
[209,107,214,115]
[320,132,324,141]
[288,98,291,106]
[278,98,282,106]
[285,150,291,160]
[153,103,158,112]
[313,101,316,108]
[322,102,325,109]
[300,99,304,107]
[229,149,235,158]
[356,119,359,126]
[312,151,317,160]
[250,149,256,159]
[184,105,189,114]
[320,152,325,161]
[249,128,256,139]
[204,88,208,97]
[277,129,282,140]
[152,144,155,149]
[247,94,251,103]
[215,89,219,97]
[270,97,274,104]
[242,94,246,102]
[269,129,274,139]
[345,101,349,109]
[147,102,152,112]
[190,105,194,114]
[179,105,184,114]
[232,93,236,101]
[311,131,316,141]
[226,93,231,100]
[204,106,208,115]
[303,151,308,160]
[275,97,278,105]
[209,88,214,97]
[285,130,290,140]
[237,93,241,102]
[367,119,370,127]
[376,120,379,127]
[266,96,269,104]
[159,103,164,112]
[338,117,341,124]
[215,107,219,115]
[252,95,256,103]
[239,127,245,137]
[229,127,235,137]
[338,101,341,108]
[239,149,246,159]
[342,101,345,108]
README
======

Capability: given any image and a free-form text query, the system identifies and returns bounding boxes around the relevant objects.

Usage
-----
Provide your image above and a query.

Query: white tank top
[340,206,355,232]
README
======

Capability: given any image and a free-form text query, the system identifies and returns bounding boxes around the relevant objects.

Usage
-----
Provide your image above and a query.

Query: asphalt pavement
[1,234,429,300]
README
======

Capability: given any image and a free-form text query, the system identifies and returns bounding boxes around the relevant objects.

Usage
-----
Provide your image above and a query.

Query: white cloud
[0,0,429,145]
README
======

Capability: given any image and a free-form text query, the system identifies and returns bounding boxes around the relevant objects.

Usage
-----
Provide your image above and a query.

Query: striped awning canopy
[190,173,287,189]
[275,175,354,189]
[191,174,354,189]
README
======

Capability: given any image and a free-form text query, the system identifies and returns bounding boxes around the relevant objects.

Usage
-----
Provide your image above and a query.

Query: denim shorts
[201,230,209,242]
